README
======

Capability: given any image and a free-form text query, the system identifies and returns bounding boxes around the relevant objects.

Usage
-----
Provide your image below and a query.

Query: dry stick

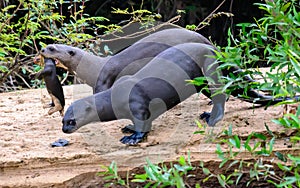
[0,56,34,88]
[39,21,54,36]
[96,15,181,43]
[195,0,227,31]
[9,75,14,89]
[60,71,69,85]
[33,38,39,53]
[15,72,31,89]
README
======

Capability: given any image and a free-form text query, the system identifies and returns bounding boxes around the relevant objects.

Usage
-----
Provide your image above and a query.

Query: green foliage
[213,0,300,98]
[272,154,300,188]
[98,155,194,188]
[193,119,206,135]
[208,124,300,188]
[0,0,113,91]
[132,155,193,188]
[0,0,162,91]
[187,1,300,187]
[97,161,127,187]
[273,105,300,129]
[111,7,162,29]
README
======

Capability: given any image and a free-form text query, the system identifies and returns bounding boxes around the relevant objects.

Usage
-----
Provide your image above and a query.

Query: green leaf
[216,144,224,159]
[234,135,240,149]
[134,173,148,180]
[202,167,211,175]
[244,133,253,152]
[281,2,291,12]
[287,154,300,163]
[224,124,232,136]
[275,152,288,162]
[253,133,266,140]
[0,65,8,73]
[21,67,26,74]
[217,174,226,187]
[104,45,112,55]
[269,137,275,153]
[277,176,297,187]
[0,48,7,57]
[290,136,300,142]
[194,130,205,134]
[219,158,228,168]
[236,173,243,185]
[264,124,274,137]
[2,5,16,12]
[228,160,239,169]
[174,164,185,172]
[178,156,186,166]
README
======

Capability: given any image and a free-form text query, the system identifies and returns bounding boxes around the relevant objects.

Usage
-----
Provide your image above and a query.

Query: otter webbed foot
[200,111,211,124]
[120,132,148,145]
[121,124,136,134]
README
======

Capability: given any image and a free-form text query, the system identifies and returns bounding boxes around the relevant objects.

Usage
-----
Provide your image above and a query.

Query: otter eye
[68,50,75,56]
[68,119,76,126]
[49,46,55,51]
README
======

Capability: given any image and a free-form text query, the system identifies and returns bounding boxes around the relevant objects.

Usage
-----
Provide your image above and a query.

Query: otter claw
[121,124,136,134]
[200,111,211,123]
[120,132,148,145]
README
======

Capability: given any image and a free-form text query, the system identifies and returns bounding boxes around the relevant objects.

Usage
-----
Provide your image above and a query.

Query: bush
[0,0,125,92]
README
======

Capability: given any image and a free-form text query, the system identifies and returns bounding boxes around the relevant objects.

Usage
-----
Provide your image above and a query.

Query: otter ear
[84,101,93,112]
[86,105,92,112]
[68,50,75,56]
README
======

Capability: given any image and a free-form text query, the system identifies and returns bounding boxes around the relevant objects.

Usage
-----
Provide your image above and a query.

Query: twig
[9,75,14,89]
[195,0,227,31]
[97,15,181,43]
[61,71,69,85]
[0,55,34,86]
[15,72,32,89]
[39,21,55,36]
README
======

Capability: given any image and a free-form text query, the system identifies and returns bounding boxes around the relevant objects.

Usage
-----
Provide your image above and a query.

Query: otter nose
[62,125,69,133]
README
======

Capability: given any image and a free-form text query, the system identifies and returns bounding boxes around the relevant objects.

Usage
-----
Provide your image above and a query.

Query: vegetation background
[0,0,264,92]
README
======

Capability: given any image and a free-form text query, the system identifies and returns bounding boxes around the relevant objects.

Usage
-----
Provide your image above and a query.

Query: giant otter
[40,28,214,93]
[61,43,297,145]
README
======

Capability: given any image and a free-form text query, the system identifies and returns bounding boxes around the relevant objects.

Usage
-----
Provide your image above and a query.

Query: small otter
[34,55,65,116]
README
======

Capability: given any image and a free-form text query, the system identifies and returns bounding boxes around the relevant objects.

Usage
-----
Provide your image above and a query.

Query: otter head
[62,95,100,133]
[41,44,84,73]
[62,105,78,133]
